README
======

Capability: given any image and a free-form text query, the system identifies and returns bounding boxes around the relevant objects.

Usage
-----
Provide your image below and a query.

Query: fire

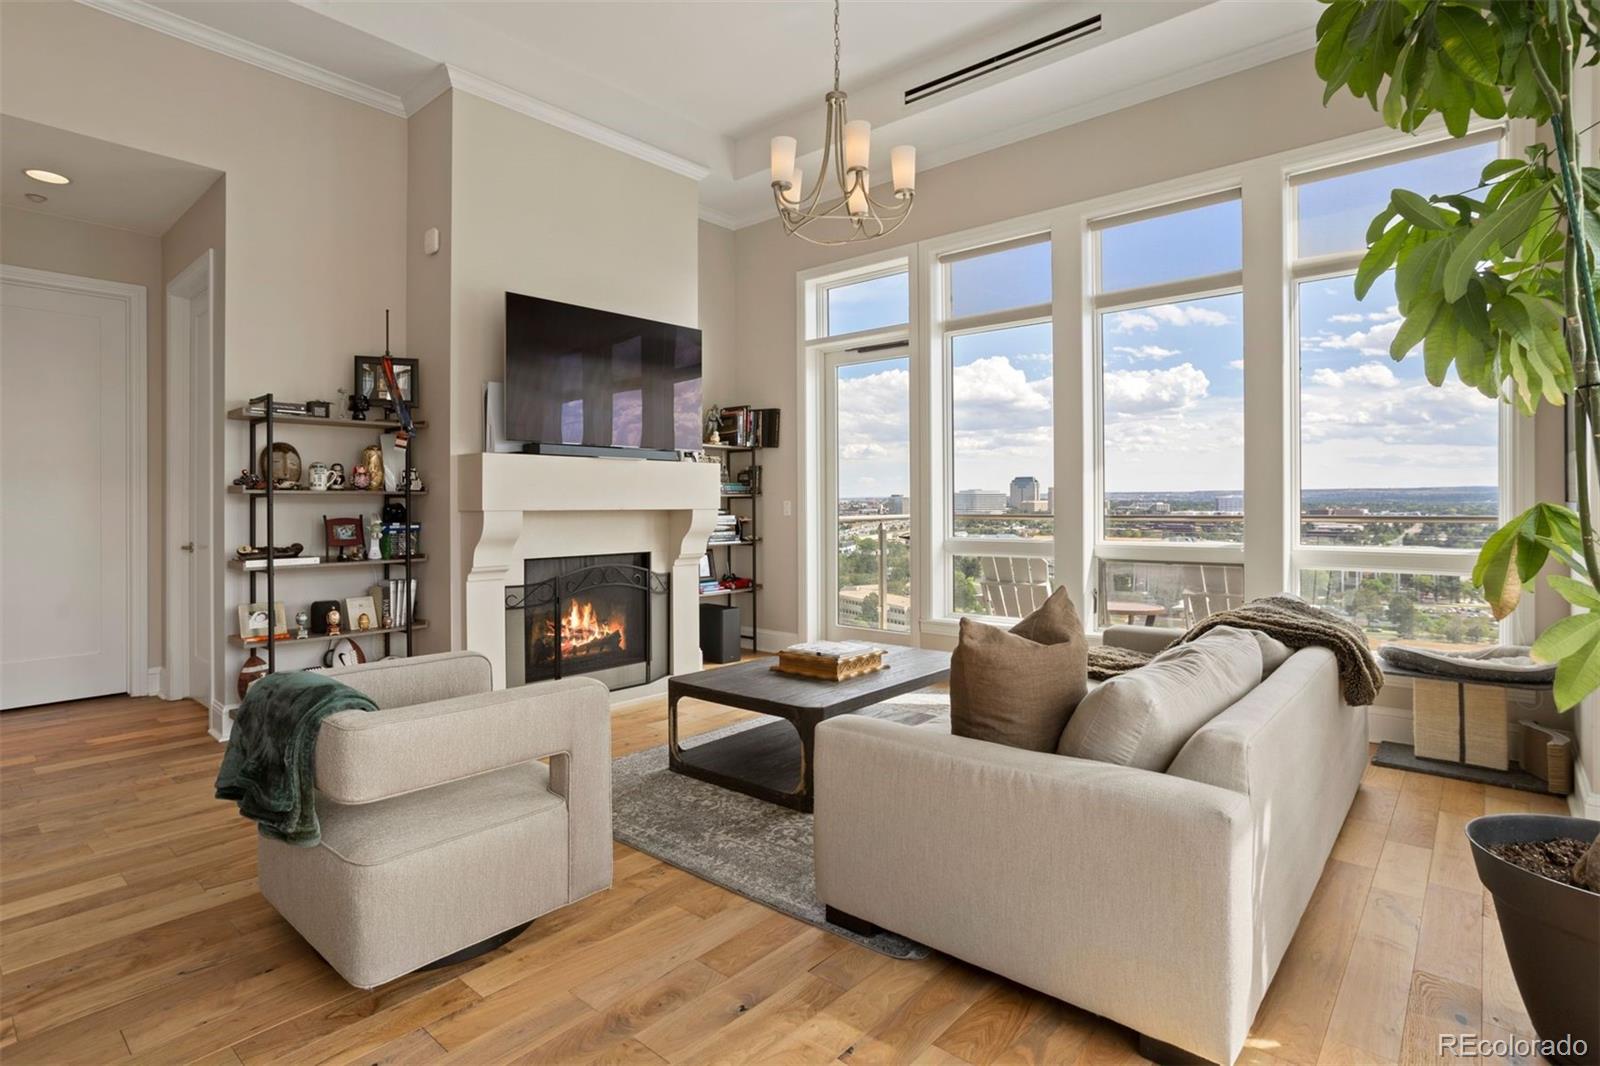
[559,599,626,655]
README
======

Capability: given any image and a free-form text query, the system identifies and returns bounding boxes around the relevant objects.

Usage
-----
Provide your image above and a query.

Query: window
[1095,198,1244,546]
[824,271,908,336]
[938,234,1053,619]
[796,124,1528,652]
[1291,134,1511,647]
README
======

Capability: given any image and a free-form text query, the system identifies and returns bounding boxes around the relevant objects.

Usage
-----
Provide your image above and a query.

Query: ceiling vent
[903,14,1102,106]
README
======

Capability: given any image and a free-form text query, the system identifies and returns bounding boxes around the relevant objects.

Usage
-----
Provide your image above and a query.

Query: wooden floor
[0,691,1568,1066]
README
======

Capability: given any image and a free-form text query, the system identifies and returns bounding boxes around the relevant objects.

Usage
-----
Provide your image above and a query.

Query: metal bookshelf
[703,442,762,649]
[231,395,424,673]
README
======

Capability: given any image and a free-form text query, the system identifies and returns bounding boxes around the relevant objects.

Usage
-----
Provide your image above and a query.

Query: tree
[1388,594,1418,637]
[1315,0,1600,710]
[858,592,880,626]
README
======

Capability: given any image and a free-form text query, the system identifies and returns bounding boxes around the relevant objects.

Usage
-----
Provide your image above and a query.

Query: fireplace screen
[506,553,670,691]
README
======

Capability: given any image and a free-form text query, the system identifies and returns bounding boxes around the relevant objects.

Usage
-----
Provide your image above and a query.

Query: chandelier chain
[833,0,841,93]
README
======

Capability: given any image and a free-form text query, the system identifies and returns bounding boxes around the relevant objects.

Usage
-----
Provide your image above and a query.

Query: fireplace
[505,553,670,691]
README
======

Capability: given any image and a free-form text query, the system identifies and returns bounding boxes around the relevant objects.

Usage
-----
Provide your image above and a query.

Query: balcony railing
[837,514,911,632]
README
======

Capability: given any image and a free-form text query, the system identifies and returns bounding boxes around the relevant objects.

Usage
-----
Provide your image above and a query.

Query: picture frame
[354,355,418,408]
[344,595,379,632]
[323,515,364,561]
[237,601,288,642]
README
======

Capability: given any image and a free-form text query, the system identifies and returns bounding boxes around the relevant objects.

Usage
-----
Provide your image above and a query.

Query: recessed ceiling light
[24,193,47,203]
[23,168,70,185]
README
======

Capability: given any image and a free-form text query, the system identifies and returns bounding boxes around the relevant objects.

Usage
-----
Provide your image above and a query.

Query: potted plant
[1313,2,1599,1059]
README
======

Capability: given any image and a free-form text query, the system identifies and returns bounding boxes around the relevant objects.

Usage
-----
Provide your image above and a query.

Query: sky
[829,138,1502,501]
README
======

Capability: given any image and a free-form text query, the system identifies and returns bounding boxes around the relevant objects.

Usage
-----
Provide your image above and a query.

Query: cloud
[1302,317,1401,357]
[1229,359,1245,370]
[1103,363,1210,416]
[1310,363,1398,389]
[1107,302,1233,333]
[1328,313,1366,323]
[835,365,911,461]
[1300,368,1498,449]
[1110,344,1181,361]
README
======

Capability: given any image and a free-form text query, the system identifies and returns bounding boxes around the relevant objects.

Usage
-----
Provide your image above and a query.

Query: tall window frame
[1087,190,1247,627]
[925,225,1056,623]
[1285,128,1534,646]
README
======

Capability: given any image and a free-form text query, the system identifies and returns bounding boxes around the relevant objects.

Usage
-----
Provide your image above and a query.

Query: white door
[2,272,137,708]
[185,291,213,702]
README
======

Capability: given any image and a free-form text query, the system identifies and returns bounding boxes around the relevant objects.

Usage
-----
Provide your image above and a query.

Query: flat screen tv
[504,292,702,458]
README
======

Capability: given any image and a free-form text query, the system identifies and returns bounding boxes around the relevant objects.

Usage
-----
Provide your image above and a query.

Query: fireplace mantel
[457,452,720,693]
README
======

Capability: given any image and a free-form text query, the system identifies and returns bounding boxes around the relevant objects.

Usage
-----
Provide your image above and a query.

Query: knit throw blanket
[215,671,377,846]
[1087,595,1384,706]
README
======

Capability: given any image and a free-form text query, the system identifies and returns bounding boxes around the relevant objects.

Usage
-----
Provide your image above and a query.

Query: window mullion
[1242,163,1291,603]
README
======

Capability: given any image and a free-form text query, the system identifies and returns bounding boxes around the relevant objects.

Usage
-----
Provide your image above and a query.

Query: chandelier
[769,0,915,245]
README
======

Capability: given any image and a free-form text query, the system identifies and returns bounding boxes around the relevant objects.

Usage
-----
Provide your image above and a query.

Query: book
[239,556,320,570]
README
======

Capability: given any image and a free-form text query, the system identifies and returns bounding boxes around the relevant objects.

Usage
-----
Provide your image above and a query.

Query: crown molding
[75,0,408,116]
[401,64,454,117]
[697,206,737,229]
[72,0,711,182]
[441,66,710,182]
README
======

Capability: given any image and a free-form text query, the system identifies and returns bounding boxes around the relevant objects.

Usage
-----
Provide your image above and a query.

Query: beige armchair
[256,651,612,988]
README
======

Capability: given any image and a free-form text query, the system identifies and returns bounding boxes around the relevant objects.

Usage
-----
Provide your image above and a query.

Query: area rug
[611,694,948,959]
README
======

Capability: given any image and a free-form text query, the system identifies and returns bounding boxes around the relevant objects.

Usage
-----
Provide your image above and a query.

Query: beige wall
[445,89,699,640]
[2,1,408,707]
[0,205,166,664]
[698,219,737,409]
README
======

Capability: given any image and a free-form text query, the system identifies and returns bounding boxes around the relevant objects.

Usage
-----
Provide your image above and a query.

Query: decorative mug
[327,462,346,489]
[307,462,331,492]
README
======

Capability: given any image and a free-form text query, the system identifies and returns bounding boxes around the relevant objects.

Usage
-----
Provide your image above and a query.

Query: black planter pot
[1466,814,1600,1066]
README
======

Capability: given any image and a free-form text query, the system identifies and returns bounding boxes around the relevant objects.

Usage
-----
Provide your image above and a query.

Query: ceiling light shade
[891,146,916,194]
[23,168,70,185]
[770,136,797,190]
[842,121,870,172]
[770,0,914,246]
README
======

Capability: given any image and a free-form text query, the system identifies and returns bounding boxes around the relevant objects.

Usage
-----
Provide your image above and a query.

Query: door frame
[821,341,918,646]
[0,264,149,698]
[163,251,214,704]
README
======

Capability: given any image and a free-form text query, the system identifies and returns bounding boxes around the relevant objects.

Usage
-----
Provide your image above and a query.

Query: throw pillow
[1058,625,1262,771]
[950,616,1088,752]
[1009,585,1086,646]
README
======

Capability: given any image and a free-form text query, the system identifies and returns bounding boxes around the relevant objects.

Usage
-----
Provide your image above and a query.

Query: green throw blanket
[215,672,377,846]
[1087,595,1384,706]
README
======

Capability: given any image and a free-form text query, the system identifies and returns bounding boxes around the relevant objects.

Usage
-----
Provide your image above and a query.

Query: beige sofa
[257,651,612,988]
[813,628,1368,1065]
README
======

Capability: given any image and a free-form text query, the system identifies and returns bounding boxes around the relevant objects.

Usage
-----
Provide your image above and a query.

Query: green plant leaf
[1390,291,1441,358]
[1423,304,1458,384]
[1396,235,1452,305]
[1435,6,1501,84]
[1443,186,1549,300]
[1552,629,1600,710]
[1481,158,1527,182]
[1392,188,1453,230]
[1473,514,1525,618]
[1356,222,1410,297]
[1547,574,1600,609]
[1532,611,1600,661]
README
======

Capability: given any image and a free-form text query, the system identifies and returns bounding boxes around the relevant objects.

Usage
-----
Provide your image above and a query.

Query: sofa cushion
[950,616,1088,753]
[1253,631,1292,676]
[1008,586,1086,645]
[1058,626,1262,771]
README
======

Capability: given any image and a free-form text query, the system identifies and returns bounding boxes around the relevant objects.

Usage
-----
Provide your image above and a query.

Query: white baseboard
[208,700,233,742]
[1571,759,1600,819]
[755,628,799,654]
[144,666,164,699]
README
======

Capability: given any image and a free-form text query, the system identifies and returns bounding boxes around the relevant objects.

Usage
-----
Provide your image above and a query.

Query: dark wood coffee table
[667,647,951,812]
